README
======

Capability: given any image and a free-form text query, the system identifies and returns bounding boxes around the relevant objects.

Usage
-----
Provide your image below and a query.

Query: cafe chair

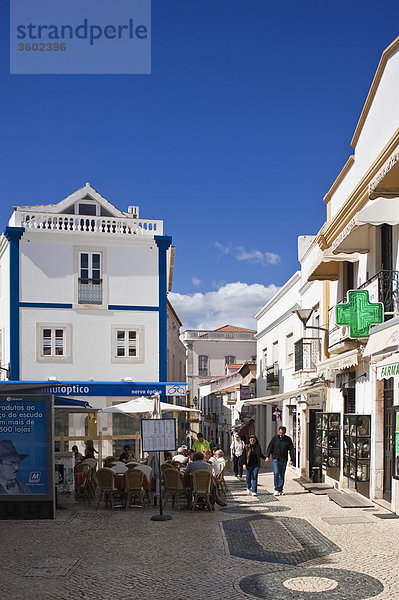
[75,462,95,503]
[162,467,189,510]
[191,470,213,512]
[96,468,119,509]
[161,462,175,475]
[216,461,228,497]
[126,462,141,470]
[125,469,148,510]
[103,456,117,468]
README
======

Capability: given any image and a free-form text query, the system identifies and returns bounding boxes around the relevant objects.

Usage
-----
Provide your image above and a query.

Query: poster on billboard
[0,395,54,502]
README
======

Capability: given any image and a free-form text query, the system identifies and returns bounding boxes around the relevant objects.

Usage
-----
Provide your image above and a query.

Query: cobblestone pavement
[1,467,399,600]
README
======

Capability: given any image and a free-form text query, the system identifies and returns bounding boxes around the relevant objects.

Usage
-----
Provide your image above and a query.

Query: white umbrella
[100,396,200,416]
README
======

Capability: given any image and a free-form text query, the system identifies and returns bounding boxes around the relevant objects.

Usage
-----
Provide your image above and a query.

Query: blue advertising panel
[0,395,53,501]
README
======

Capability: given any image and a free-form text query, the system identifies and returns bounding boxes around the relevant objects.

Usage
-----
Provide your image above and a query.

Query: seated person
[119,445,135,463]
[164,452,173,463]
[173,447,189,465]
[209,449,224,477]
[83,446,97,462]
[186,452,226,509]
[187,449,195,463]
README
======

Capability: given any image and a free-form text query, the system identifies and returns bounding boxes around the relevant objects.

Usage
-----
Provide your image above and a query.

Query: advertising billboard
[0,394,54,518]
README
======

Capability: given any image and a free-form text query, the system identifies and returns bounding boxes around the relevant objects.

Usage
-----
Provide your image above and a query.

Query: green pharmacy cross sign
[336,289,383,338]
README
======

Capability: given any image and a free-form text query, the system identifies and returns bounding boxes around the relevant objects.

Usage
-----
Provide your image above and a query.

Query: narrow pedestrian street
[1,466,398,600]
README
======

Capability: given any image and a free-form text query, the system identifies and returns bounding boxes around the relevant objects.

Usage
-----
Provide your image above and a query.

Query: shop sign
[336,290,383,338]
[378,362,399,379]
[307,389,326,407]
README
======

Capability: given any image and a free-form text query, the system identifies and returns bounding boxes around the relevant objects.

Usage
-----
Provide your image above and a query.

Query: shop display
[394,410,399,479]
[343,414,371,482]
[315,412,340,469]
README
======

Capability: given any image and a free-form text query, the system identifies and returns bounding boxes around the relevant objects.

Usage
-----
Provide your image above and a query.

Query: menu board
[141,419,176,452]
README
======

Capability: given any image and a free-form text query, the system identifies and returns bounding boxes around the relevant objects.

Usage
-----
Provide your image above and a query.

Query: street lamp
[294,309,328,333]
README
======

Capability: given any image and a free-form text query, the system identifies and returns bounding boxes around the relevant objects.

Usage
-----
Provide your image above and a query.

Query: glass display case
[315,412,340,468]
[343,414,371,482]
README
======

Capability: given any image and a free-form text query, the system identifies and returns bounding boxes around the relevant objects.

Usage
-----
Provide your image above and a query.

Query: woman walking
[230,433,245,478]
[242,435,267,497]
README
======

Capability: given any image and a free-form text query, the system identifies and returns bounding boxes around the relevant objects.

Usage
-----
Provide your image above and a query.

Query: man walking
[266,426,294,496]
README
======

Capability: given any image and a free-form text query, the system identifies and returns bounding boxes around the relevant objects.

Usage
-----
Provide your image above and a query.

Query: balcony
[358,270,399,317]
[78,278,103,305]
[294,338,321,372]
[181,330,254,341]
[264,363,279,389]
[12,211,163,237]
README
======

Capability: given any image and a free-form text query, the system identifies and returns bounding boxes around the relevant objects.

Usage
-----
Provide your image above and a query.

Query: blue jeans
[272,458,287,492]
[246,465,259,493]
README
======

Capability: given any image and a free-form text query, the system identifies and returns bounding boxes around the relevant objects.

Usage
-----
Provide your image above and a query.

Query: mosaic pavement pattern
[239,567,384,599]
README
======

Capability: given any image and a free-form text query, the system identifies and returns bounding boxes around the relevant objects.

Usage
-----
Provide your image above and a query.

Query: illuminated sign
[336,290,383,338]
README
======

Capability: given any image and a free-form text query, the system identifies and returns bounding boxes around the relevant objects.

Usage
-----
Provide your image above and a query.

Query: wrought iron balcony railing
[358,270,399,317]
[294,338,321,372]
[264,363,279,389]
[78,278,103,304]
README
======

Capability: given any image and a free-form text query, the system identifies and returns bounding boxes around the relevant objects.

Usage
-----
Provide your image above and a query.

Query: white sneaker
[252,492,257,497]
[280,491,285,496]
[274,491,280,496]
[246,489,252,495]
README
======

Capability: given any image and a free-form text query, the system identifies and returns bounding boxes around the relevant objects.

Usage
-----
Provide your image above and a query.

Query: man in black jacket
[266,426,294,496]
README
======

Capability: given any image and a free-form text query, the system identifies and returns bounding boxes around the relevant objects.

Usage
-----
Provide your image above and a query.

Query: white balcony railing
[12,211,163,237]
[181,330,254,341]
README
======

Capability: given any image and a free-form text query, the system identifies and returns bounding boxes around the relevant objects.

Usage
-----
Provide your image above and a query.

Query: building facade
[0,183,186,457]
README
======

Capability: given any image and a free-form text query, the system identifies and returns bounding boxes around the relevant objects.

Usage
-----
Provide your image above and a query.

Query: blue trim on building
[108,305,159,312]
[4,227,25,381]
[20,302,73,309]
[155,235,172,384]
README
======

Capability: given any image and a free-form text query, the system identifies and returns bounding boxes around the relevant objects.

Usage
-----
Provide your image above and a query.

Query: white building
[246,36,399,512]
[0,183,186,457]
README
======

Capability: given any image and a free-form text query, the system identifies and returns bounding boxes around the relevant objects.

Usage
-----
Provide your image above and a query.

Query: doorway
[383,378,394,502]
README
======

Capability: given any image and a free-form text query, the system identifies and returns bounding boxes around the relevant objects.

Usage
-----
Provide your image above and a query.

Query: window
[286,333,293,366]
[42,328,65,356]
[262,349,268,370]
[272,341,279,364]
[111,325,144,363]
[116,329,137,357]
[199,355,208,376]
[77,250,103,305]
[78,203,97,216]
[225,355,235,366]
[36,323,71,362]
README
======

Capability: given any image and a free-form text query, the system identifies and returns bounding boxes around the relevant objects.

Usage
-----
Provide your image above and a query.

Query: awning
[317,349,359,380]
[332,198,399,255]
[363,317,399,357]
[54,396,96,413]
[307,249,360,282]
[369,149,399,199]
[242,383,327,407]
[376,353,399,379]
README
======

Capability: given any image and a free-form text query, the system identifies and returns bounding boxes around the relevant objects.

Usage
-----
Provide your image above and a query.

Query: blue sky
[1,0,399,330]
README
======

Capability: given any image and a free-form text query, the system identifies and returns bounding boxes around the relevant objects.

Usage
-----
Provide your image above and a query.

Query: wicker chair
[125,469,148,510]
[191,469,213,512]
[216,461,228,497]
[103,456,117,468]
[96,468,118,509]
[163,467,189,510]
[75,462,95,503]
[161,462,175,475]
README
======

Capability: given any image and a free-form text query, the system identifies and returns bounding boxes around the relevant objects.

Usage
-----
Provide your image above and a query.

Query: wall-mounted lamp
[294,309,328,333]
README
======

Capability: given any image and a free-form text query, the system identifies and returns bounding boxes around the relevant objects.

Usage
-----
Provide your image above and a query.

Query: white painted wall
[329,47,399,219]
[20,307,159,381]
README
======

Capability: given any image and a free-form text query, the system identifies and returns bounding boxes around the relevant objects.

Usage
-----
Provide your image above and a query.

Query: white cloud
[236,246,281,266]
[192,277,201,286]
[214,241,232,256]
[169,281,280,330]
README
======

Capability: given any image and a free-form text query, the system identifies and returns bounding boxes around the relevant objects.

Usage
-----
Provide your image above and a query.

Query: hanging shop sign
[336,290,383,338]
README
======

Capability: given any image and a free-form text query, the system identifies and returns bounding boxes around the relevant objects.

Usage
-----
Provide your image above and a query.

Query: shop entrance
[383,377,394,502]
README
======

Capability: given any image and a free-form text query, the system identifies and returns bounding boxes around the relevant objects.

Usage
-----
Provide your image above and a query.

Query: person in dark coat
[242,435,267,496]
[266,426,294,496]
